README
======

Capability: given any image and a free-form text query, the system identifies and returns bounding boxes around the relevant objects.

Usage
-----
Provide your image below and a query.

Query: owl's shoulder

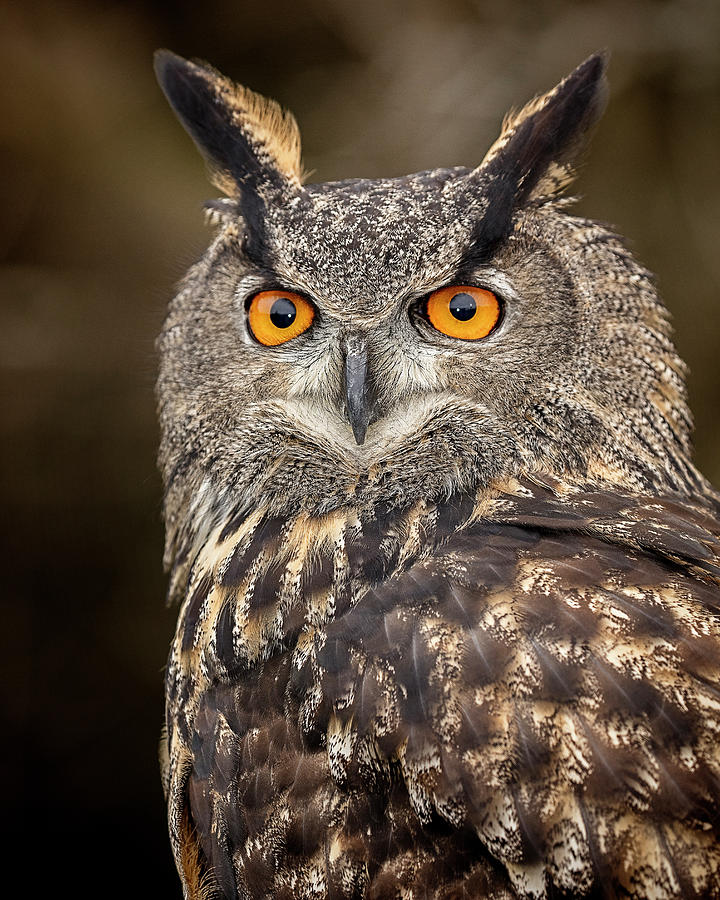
[310,480,720,896]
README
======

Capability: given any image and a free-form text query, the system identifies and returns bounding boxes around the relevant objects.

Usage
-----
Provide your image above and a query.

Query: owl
[154,50,720,899]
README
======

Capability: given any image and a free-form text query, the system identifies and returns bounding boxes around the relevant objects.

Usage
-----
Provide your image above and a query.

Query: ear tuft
[463,53,609,260]
[154,50,304,195]
[480,52,609,202]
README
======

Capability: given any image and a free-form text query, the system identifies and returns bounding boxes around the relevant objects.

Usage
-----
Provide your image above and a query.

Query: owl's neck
[162,431,713,612]
[164,470,454,609]
[160,382,709,608]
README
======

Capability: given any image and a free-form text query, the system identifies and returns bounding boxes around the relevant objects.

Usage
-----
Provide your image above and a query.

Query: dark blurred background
[2,0,718,894]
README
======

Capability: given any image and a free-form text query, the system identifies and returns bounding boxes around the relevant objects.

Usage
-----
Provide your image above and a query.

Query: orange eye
[248,290,315,346]
[425,285,501,340]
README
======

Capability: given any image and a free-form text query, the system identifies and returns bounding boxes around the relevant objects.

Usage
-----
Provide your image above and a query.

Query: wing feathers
[297,488,720,896]
[166,479,720,897]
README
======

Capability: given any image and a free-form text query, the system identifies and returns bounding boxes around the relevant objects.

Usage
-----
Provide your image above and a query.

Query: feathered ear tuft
[466,54,608,257]
[481,52,608,202]
[154,50,304,196]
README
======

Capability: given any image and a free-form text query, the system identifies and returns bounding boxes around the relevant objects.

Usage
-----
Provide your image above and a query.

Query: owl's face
[156,52,693,541]
[185,177,581,477]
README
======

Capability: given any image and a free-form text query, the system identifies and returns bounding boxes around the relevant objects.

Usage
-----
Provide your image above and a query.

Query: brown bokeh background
[2,0,718,894]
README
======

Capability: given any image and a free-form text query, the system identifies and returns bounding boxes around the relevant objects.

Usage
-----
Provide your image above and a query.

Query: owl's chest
[164,496,467,745]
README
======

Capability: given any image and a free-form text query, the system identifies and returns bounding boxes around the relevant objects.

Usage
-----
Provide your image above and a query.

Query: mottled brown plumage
[155,51,720,898]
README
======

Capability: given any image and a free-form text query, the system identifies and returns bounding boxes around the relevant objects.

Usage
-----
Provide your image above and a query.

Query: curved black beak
[343,334,371,445]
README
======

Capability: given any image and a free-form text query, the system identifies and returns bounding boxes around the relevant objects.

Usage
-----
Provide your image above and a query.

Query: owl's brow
[454,194,521,274]
[202,198,276,271]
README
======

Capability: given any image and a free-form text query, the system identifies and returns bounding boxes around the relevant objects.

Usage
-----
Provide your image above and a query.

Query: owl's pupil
[269,297,297,329]
[449,292,476,321]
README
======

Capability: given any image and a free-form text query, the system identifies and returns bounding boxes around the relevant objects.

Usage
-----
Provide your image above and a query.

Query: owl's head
[155,51,698,563]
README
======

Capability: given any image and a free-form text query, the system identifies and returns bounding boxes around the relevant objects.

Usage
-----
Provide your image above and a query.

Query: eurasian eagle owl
[154,51,720,898]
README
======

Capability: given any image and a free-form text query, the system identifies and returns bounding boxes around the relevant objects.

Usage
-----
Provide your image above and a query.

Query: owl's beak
[343,334,371,445]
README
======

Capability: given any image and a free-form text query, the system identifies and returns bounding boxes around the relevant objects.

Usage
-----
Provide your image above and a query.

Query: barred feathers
[163,476,720,898]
